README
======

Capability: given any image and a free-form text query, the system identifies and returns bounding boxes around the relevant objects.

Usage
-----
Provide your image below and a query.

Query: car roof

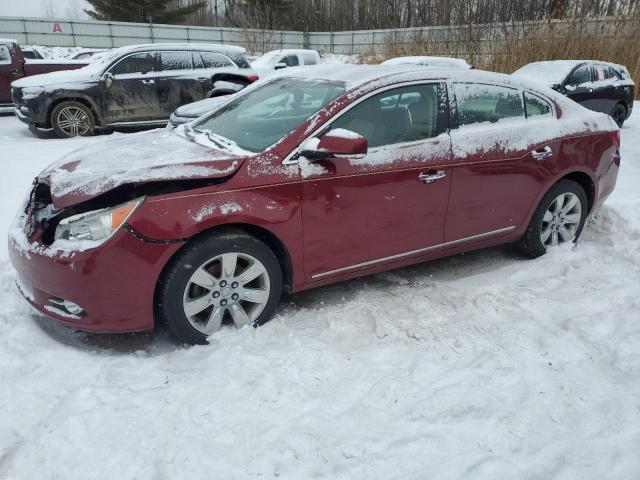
[264,49,319,55]
[113,43,246,56]
[270,64,550,95]
[0,38,18,44]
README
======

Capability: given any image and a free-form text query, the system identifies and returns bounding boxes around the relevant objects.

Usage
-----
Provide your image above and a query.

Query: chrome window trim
[311,226,516,279]
[282,79,446,165]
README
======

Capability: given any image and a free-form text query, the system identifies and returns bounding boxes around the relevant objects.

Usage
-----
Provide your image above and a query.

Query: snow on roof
[512,60,586,86]
[0,38,18,44]
[381,56,471,69]
[115,43,246,55]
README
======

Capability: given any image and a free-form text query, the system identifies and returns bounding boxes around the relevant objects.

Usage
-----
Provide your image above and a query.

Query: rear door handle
[9,69,19,75]
[418,170,446,184]
[532,145,553,161]
[196,77,209,82]
[141,79,155,85]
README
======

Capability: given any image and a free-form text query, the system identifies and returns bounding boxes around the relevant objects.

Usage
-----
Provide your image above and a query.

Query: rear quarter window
[524,92,553,117]
[302,53,318,65]
[454,83,525,126]
[0,45,11,65]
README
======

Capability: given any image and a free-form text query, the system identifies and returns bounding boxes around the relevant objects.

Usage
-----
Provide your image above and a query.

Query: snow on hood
[12,66,98,88]
[174,96,231,118]
[40,128,246,208]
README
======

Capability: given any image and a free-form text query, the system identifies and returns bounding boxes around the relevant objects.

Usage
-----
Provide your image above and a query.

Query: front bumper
[9,222,183,333]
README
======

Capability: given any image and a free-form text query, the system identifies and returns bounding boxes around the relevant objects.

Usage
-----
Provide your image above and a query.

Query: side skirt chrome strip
[107,120,167,127]
[311,225,516,279]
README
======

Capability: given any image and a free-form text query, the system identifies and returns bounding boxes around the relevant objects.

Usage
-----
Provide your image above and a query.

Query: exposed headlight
[54,198,143,247]
[21,87,46,100]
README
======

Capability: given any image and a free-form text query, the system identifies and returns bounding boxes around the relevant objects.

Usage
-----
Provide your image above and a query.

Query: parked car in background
[381,56,473,69]
[11,43,254,137]
[513,60,635,126]
[0,38,88,108]
[70,48,108,61]
[168,70,259,127]
[251,49,320,75]
[9,65,620,344]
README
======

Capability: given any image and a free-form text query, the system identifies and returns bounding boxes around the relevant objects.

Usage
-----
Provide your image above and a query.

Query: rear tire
[156,228,283,345]
[517,180,588,258]
[610,103,626,128]
[51,101,95,138]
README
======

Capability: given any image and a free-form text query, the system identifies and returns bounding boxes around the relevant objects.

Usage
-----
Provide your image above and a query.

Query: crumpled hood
[40,128,247,208]
[12,66,97,88]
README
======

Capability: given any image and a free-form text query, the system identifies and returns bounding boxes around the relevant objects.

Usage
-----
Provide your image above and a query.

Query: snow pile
[0,105,639,478]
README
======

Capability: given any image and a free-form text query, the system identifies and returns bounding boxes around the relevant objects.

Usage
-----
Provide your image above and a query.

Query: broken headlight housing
[54,198,143,247]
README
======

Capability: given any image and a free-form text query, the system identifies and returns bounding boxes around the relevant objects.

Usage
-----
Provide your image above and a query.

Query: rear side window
[524,92,553,117]
[281,55,299,67]
[110,52,160,75]
[331,83,444,148]
[302,53,318,65]
[566,65,592,86]
[160,51,193,71]
[455,83,524,126]
[199,52,234,68]
[230,54,250,69]
[0,45,11,65]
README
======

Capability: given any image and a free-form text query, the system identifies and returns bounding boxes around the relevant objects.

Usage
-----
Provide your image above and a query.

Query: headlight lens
[22,87,46,100]
[54,198,143,247]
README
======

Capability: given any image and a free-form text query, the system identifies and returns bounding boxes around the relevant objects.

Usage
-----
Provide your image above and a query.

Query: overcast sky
[0,0,91,19]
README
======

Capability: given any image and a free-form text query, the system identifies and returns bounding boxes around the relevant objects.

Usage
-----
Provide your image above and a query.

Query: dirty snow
[0,105,640,479]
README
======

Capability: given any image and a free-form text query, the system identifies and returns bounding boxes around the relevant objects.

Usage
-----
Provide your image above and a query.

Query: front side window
[200,52,234,68]
[160,51,193,71]
[566,65,592,86]
[455,83,524,126]
[331,83,443,148]
[281,55,299,67]
[524,92,553,117]
[192,78,345,152]
[0,45,11,65]
[110,52,160,75]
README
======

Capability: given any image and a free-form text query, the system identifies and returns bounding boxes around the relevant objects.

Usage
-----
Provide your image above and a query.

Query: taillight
[631,83,636,97]
[247,75,259,82]
[612,129,620,147]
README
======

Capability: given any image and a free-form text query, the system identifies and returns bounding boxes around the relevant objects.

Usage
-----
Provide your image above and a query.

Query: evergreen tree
[84,0,207,24]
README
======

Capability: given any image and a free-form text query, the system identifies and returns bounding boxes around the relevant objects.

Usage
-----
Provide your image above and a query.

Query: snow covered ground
[0,106,639,479]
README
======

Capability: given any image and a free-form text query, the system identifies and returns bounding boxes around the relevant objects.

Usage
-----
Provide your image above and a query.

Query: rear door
[104,52,163,122]
[0,43,22,105]
[591,64,621,114]
[300,82,454,280]
[155,50,200,117]
[446,83,558,242]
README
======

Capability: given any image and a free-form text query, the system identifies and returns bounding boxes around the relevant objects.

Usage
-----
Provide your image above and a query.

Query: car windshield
[191,78,346,152]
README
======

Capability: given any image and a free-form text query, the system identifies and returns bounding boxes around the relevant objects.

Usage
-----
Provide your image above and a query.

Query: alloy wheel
[182,252,270,335]
[540,192,582,247]
[56,106,92,137]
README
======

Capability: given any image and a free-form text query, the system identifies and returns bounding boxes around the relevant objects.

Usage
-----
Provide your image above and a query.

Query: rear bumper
[9,220,183,333]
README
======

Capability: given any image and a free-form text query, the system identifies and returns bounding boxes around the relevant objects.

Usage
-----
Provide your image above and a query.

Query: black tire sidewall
[519,180,588,258]
[157,230,283,345]
[51,101,95,138]
[611,103,626,128]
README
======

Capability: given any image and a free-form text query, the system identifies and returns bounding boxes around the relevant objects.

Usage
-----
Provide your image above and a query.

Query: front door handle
[9,69,19,75]
[418,170,446,184]
[532,145,553,161]
[196,77,209,82]
[141,79,155,85]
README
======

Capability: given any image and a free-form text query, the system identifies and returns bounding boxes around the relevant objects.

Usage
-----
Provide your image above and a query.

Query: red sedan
[9,65,620,344]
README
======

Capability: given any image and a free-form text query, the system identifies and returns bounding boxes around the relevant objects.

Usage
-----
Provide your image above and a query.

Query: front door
[103,52,163,123]
[301,82,453,280]
[446,83,558,242]
[564,64,596,110]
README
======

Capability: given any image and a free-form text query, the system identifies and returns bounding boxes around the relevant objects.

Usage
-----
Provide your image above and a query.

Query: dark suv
[513,60,635,126]
[11,43,254,137]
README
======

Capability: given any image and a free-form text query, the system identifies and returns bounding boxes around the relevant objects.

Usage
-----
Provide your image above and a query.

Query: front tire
[517,180,588,258]
[156,229,283,345]
[51,101,95,138]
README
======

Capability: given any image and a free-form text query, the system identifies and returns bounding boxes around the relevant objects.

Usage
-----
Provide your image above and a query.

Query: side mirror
[274,62,287,70]
[300,128,368,160]
[103,72,114,88]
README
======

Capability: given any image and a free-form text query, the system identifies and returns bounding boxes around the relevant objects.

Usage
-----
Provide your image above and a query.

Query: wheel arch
[47,94,103,128]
